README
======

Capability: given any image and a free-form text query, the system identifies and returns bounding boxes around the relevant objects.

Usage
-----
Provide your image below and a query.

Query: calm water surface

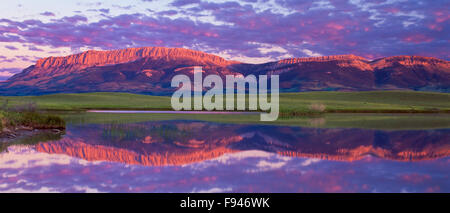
[0,113,449,192]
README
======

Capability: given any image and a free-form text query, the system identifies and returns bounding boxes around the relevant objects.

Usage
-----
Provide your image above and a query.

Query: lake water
[0,112,449,192]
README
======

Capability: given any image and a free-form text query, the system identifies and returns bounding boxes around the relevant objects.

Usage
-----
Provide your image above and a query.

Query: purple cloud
[0,67,22,80]
[0,67,21,73]
[14,55,40,62]
[58,15,88,23]
[171,0,201,7]
[40,11,55,17]
[0,56,16,63]
[98,8,110,14]
[27,46,44,51]
[0,0,447,61]
[157,10,178,16]
[4,45,18,50]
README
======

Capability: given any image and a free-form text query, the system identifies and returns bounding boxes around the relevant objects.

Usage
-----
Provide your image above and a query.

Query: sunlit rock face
[237,55,450,92]
[29,121,450,166]
[34,47,235,69]
[371,56,450,90]
[1,47,449,95]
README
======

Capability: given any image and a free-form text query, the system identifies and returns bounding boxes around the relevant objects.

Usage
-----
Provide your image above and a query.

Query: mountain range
[1,47,449,95]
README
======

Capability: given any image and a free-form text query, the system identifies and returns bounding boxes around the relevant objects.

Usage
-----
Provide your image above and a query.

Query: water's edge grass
[0,110,65,138]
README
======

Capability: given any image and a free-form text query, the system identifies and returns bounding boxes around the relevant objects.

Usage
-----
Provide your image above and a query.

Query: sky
[0,0,448,79]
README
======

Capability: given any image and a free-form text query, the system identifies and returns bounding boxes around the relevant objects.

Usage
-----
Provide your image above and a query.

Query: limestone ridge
[1,47,449,95]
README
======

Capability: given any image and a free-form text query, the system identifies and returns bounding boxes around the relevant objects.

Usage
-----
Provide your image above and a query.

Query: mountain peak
[35,47,236,69]
[277,54,367,64]
[371,55,450,70]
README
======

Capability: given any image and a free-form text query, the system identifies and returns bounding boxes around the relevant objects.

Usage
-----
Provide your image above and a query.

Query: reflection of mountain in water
[34,121,450,166]
[1,130,64,153]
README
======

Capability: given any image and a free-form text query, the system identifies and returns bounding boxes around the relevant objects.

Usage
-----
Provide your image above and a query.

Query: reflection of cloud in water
[0,120,449,192]
[0,146,96,169]
[301,158,321,166]
[192,187,233,193]
[0,146,448,193]
[31,121,450,166]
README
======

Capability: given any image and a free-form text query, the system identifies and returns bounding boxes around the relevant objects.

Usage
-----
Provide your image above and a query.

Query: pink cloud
[402,34,434,44]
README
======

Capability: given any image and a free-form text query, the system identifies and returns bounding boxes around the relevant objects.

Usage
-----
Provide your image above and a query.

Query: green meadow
[1,90,449,113]
[0,92,171,111]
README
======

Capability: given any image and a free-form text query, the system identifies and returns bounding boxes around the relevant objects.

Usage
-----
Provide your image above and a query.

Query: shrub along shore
[0,107,65,139]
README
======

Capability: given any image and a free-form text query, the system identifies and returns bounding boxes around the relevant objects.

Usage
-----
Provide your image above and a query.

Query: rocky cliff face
[35,47,234,69]
[371,55,449,69]
[1,47,449,95]
[10,47,236,81]
[234,54,450,92]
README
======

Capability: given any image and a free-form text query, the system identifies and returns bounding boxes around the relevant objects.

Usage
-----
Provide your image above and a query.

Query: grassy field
[1,91,449,114]
[280,91,450,114]
[0,110,65,133]
[0,92,171,111]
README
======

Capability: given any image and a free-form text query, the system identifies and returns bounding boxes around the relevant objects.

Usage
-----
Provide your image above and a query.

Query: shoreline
[0,110,66,142]
[41,107,450,114]
[0,127,64,143]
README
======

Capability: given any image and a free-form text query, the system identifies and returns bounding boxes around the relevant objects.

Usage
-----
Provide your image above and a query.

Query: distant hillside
[1,47,449,95]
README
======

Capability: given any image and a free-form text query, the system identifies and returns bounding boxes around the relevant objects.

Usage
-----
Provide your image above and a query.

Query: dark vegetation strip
[0,101,65,137]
